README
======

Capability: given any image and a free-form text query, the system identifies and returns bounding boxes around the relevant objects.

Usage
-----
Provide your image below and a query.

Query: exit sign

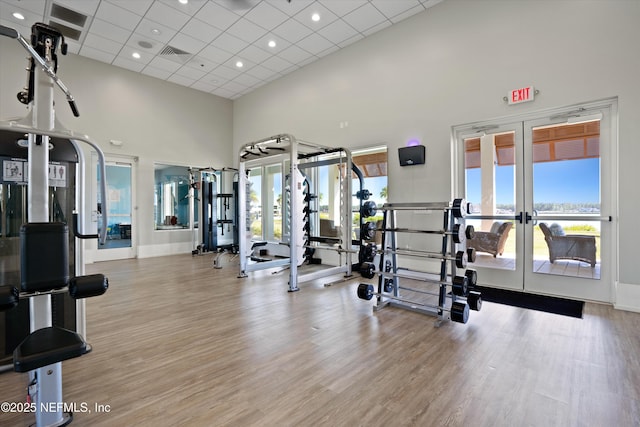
[508,86,535,105]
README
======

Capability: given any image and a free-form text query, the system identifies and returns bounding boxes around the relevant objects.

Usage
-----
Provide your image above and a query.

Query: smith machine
[0,23,109,426]
[237,134,358,292]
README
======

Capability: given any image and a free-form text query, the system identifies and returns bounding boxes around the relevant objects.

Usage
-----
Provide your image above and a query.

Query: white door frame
[452,98,618,302]
[88,154,138,262]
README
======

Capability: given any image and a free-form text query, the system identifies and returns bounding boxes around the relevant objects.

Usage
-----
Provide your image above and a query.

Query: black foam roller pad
[68,274,109,299]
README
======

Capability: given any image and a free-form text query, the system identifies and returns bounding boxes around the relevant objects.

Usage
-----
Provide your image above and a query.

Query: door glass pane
[532,121,601,279]
[464,132,516,270]
[99,164,132,249]
[265,164,282,241]
[248,168,262,240]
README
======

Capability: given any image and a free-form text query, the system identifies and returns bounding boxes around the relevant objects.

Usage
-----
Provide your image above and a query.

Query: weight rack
[358,199,481,325]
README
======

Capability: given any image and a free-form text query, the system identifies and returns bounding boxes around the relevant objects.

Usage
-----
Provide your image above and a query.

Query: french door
[453,99,617,302]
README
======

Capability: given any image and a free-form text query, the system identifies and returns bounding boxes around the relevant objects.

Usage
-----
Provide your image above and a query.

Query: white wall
[233,0,640,308]
[0,37,233,258]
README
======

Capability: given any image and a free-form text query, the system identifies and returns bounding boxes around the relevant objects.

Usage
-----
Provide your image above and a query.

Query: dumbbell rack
[366,200,480,325]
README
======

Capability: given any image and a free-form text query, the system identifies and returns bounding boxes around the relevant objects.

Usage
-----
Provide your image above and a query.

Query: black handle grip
[69,100,79,117]
[0,25,18,39]
[72,213,98,239]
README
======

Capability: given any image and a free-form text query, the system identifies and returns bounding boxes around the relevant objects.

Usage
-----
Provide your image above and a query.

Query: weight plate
[357,283,374,300]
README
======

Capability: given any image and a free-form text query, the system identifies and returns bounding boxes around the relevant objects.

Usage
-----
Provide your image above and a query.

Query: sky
[466,158,600,205]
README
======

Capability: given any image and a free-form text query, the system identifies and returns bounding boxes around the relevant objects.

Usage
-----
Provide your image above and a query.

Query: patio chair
[467,221,513,257]
[539,222,596,267]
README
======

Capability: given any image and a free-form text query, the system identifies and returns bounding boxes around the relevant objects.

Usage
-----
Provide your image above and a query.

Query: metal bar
[531,215,612,222]
[382,202,459,210]
[466,215,519,220]
[297,156,347,169]
[298,265,349,284]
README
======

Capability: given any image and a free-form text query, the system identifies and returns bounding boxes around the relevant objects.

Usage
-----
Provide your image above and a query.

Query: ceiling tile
[210,32,249,54]
[222,56,256,73]
[211,65,243,80]
[316,44,339,58]
[211,87,235,98]
[134,19,177,44]
[389,5,425,23]
[362,20,391,37]
[278,44,314,64]
[318,0,368,17]
[232,73,262,87]
[147,56,182,73]
[199,44,234,64]
[296,33,333,55]
[168,73,196,87]
[336,33,364,48]
[145,1,191,30]
[342,2,388,33]
[270,0,314,17]
[253,33,292,55]
[190,80,219,93]
[105,0,153,16]
[0,0,46,17]
[244,1,289,30]
[225,17,268,44]
[239,44,272,64]
[271,18,313,44]
[168,33,207,55]
[80,47,116,64]
[261,55,295,73]
[83,33,123,55]
[65,40,81,54]
[246,64,279,81]
[370,0,422,19]
[293,2,339,30]
[141,65,173,80]
[174,65,207,80]
[113,56,146,72]
[221,80,250,93]
[157,0,207,16]
[54,0,100,16]
[194,1,241,31]
[317,18,359,45]
[184,56,221,73]
[89,18,132,44]
[95,2,142,31]
[180,18,222,44]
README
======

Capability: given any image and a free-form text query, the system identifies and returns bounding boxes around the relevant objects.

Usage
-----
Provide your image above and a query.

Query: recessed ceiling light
[311,13,320,22]
[235,61,244,68]
[13,12,25,20]
[132,52,141,59]
[151,28,161,35]
[179,0,188,4]
[268,40,276,48]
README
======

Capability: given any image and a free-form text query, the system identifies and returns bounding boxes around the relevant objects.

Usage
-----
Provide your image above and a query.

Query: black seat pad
[13,326,86,372]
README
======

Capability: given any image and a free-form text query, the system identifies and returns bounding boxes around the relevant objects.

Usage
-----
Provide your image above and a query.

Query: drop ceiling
[0,0,443,99]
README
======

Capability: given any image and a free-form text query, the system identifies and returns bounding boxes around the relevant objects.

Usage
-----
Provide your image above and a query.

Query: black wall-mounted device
[398,145,425,166]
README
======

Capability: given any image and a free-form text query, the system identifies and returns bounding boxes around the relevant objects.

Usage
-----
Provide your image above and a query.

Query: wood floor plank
[1,253,639,426]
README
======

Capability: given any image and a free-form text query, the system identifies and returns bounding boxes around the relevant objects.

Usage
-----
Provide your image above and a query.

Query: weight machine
[0,23,109,426]
[189,167,239,257]
[238,134,354,291]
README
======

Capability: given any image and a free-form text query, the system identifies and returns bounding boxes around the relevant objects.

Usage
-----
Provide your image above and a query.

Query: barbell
[356,283,477,324]
[360,222,474,244]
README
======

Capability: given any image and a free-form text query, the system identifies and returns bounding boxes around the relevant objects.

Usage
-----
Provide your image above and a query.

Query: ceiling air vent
[159,45,194,64]
[50,3,88,27]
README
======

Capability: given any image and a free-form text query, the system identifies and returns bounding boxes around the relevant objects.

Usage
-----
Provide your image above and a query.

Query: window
[154,164,190,229]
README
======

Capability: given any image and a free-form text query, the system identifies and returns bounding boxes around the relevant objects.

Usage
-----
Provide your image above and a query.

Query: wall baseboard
[614,282,640,313]
[138,242,194,259]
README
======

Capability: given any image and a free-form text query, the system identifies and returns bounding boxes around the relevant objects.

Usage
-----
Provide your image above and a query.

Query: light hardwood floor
[1,254,639,426]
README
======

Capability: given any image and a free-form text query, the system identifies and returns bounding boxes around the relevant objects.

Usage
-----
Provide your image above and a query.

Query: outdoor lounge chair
[539,222,596,267]
[466,221,513,257]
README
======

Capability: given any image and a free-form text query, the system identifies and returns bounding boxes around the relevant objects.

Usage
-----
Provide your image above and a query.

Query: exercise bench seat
[13,326,87,372]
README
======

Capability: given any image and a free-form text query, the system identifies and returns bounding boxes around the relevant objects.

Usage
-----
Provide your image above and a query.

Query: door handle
[516,212,523,224]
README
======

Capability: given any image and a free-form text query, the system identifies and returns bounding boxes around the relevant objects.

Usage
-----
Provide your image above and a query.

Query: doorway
[91,155,136,261]
[453,99,617,302]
